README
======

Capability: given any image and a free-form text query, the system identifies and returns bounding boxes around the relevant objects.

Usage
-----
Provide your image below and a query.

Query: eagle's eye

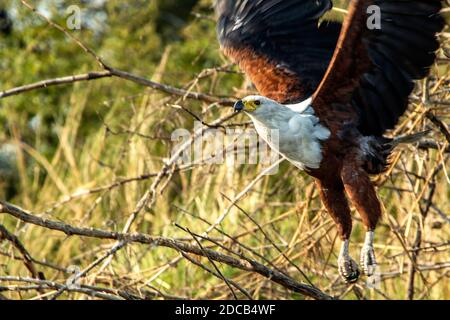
[254,100,261,106]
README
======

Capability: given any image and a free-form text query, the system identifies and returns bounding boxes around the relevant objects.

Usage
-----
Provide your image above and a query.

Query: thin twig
[0,200,333,300]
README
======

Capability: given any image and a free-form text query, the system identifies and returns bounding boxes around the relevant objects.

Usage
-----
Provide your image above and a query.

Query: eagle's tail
[388,130,431,148]
[364,130,431,175]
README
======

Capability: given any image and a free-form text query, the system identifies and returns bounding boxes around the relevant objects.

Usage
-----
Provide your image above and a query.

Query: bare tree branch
[0,68,235,106]
[0,72,112,99]
[0,224,42,281]
[426,112,450,144]
[0,200,333,300]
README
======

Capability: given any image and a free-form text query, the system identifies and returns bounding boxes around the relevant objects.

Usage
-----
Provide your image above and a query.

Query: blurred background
[0,0,449,300]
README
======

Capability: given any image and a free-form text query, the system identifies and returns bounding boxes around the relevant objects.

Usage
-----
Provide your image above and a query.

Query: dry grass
[0,1,449,300]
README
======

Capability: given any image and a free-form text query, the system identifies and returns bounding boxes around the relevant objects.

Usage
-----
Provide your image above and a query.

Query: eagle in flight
[215,0,444,283]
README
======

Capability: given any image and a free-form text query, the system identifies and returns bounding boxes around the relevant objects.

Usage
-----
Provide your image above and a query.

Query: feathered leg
[316,178,359,283]
[341,158,382,276]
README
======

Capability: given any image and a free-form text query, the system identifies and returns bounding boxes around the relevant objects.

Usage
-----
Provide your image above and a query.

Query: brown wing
[313,0,444,137]
[216,0,341,104]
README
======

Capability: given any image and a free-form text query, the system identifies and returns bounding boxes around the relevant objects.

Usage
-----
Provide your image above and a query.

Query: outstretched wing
[215,0,341,104]
[313,0,444,137]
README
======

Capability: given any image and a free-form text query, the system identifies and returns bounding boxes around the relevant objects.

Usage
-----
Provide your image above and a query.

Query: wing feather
[216,0,341,103]
[313,0,444,137]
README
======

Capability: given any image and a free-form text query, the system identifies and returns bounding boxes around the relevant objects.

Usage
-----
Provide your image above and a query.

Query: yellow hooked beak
[233,100,259,113]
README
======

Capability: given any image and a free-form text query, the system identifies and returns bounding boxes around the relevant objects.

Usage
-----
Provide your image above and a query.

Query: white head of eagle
[234,95,331,170]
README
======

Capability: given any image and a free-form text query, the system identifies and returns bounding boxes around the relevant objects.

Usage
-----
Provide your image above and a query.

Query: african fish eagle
[215,0,445,283]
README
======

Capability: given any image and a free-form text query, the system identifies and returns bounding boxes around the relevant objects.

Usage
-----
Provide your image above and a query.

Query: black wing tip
[356,0,445,137]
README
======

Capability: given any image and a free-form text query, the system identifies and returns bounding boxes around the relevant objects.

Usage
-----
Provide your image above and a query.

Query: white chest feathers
[248,102,330,170]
